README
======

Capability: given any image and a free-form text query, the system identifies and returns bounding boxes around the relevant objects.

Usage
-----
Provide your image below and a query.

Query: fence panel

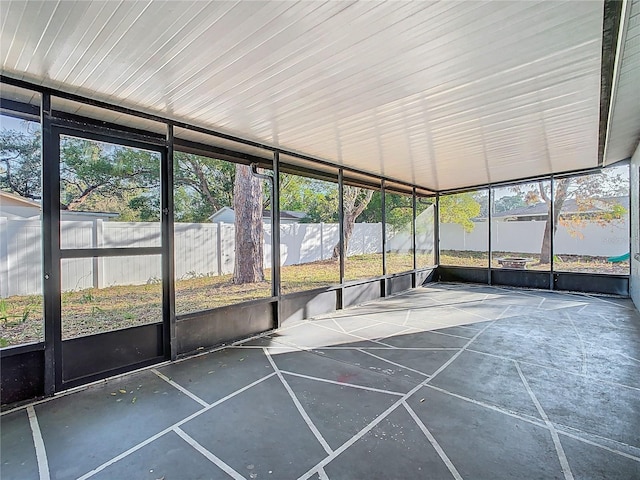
[60,220,93,249]
[347,223,383,256]
[174,223,219,279]
[103,221,161,248]
[2,221,365,291]
[1,219,42,296]
[102,255,162,286]
[553,219,630,256]
[440,222,489,252]
[3,216,629,297]
[61,258,94,291]
[442,219,630,256]
[492,221,546,253]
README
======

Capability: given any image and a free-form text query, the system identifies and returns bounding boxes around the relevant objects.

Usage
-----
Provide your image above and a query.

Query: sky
[1,113,37,132]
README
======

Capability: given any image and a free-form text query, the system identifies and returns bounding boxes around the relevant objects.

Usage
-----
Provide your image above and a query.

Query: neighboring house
[0,190,118,221]
[208,206,306,224]
[489,196,629,222]
[0,190,41,219]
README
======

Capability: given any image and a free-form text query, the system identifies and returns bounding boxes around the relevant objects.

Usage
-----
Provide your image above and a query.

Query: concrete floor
[2,283,639,480]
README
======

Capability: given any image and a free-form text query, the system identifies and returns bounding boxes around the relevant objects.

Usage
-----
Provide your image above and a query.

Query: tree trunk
[539,210,553,264]
[333,212,357,259]
[539,179,571,264]
[332,186,373,259]
[233,164,264,284]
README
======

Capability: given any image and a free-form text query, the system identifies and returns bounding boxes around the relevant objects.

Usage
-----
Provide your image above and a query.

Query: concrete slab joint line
[356,348,432,378]
[463,348,640,393]
[403,402,463,480]
[565,314,588,375]
[342,321,385,335]
[27,405,50,480]
[422,379,640,463]
[423,383,547,428]
[317,467,330,480]
[263,348,333,454]
[151,368,209,407]
[174,427,245,480]
[280,370,405,397]
[514,362,575,480]
[296,319,496,480]
[309,320,397,348]
[330,318,347,333]
[4,285,639,480]
[497,304,511,320]
[76,372,277,480]
[553,426,640,462]
[402,309,412,326]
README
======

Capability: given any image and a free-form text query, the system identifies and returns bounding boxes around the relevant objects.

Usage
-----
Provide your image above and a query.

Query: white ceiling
[604,0,640,166]
[0,0,632,191]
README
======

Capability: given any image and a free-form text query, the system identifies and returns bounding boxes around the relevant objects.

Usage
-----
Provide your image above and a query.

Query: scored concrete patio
[2,283,639,480]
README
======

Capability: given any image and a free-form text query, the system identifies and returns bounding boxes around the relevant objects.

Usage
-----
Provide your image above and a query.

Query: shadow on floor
[2,283,639,479]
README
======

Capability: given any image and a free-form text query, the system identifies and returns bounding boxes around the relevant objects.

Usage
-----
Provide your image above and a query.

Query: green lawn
[440,250,630,274]
[0,251,626,347]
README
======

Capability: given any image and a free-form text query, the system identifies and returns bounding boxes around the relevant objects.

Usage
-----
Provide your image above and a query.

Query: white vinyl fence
[0,218,384,297]
[440,219,630,256]
[1,215,627,297]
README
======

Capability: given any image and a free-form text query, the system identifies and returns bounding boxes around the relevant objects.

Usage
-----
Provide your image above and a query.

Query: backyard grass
[0,251,627,347]
[440,250,630,275]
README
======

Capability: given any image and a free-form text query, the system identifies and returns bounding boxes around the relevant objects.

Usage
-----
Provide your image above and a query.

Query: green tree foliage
[510,169,628,263]
[0,122,41,199]
[173,151,235,222]
[493,194,526,213]
[279,173,338,223]
[439,192,482,232]
[1,124,240,222]
[1,124,161,220]
[59,136,160,216]
[172,186,215,223]
[358,191,382,223]
[280,173,377,262]
[358,191,414,229]
[385,192,413,231]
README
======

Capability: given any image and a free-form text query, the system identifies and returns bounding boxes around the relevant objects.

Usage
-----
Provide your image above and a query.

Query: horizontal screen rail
[60,247,162,258]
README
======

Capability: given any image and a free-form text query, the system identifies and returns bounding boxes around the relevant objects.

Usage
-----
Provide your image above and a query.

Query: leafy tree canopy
[279,173,338,223]
[173,151,235,221]
[59,136,160,216]
[1,123,41,200]
[493,194,527,213]
[439,192,482,232]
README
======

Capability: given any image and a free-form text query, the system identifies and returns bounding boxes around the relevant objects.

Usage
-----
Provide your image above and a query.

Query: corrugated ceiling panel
[51,96,168,137]
[605,0,640,164]
[173,126,273,162]
[0,82,40,107]
[1,0,604,190]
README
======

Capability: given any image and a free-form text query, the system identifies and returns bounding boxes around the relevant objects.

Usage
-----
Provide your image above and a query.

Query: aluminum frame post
[164,124,177,360]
